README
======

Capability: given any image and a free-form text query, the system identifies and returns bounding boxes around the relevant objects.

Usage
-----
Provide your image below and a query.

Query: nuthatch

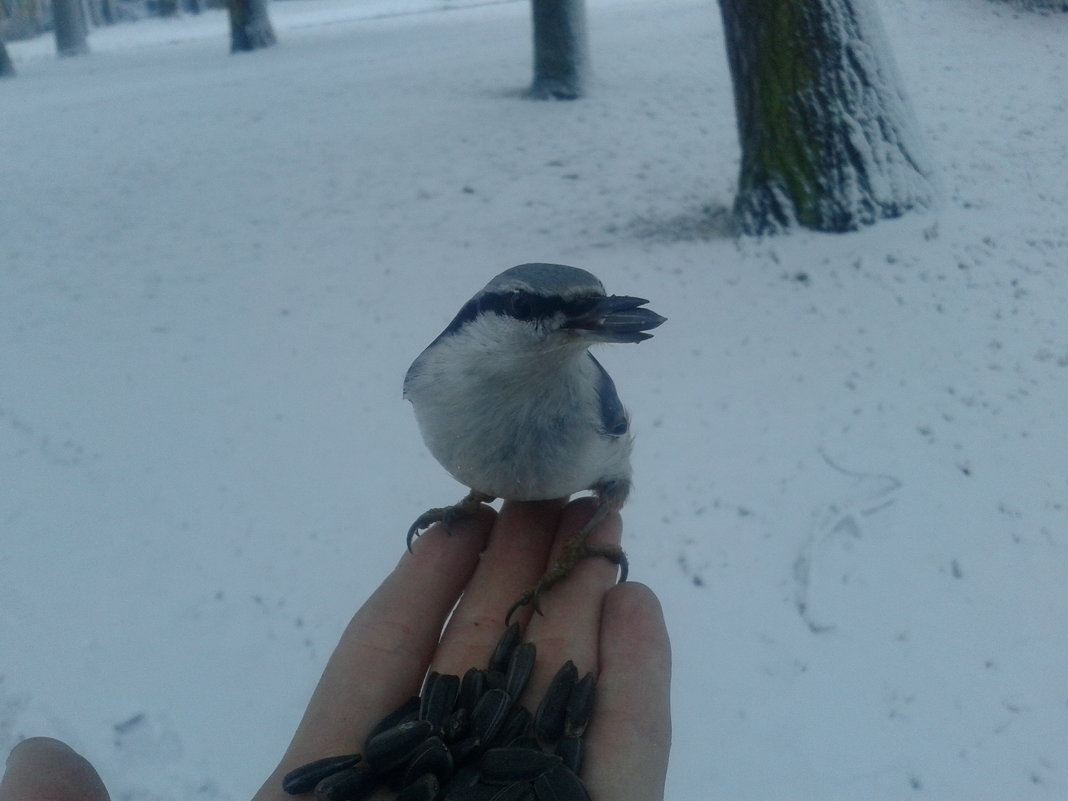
[403,263,665,621]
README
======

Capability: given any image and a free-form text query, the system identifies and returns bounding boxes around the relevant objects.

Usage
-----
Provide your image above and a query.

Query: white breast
[404,326,632,500]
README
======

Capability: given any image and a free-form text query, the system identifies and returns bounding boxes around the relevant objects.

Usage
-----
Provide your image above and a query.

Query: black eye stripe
[440,291,601,337]
[488,291,546,320]
[507,292,537,320]
[478,291,585,321]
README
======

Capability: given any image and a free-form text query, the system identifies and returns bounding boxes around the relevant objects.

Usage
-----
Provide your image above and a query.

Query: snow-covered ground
[3,0,1067,798]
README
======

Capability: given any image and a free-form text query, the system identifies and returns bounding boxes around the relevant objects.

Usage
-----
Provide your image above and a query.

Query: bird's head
[440,263,666,357]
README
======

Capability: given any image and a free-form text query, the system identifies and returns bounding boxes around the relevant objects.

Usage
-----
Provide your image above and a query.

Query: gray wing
[588,354,629,437]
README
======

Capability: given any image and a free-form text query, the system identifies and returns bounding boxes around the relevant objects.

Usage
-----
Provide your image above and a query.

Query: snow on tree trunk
[1,40,15,77]
[53,0,90,57]
[718,0,936,234]
[528,0,588,99]
[227,0,276,53]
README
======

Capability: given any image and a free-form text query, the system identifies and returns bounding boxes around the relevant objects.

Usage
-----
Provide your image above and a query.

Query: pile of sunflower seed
[282,623,595,801]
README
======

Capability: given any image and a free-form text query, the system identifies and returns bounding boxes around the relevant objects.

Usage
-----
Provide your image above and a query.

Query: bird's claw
[504,538,629,626]
[406,491,496,552]
[504,589,542,627]
[406,508,450,552]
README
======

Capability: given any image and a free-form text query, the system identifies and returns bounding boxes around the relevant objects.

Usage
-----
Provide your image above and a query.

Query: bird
[402,263,666,621]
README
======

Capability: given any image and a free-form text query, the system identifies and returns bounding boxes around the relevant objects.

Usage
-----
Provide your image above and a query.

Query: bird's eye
[509,293,536,321]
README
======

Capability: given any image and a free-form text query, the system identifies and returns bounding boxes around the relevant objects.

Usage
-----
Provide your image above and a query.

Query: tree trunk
[227,0,275,53]
[84,0,104,27]
[53,0,90,56]
[717,0,935,234]
[528,0,588,99]
[1,39,15,77]
[1005,0,1067,8]
[100,0,116,25]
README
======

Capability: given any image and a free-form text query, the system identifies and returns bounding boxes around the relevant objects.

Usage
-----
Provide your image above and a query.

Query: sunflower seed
[456,667,485,713]
[488,622,522,673]
[420,671,460,732]
[282,753,361,795]
[497,705,533,747]
[480,747,562,783]
[563,673,596,738]
[531,763,591,801]
[365,719,434,772]
[313,762,378,801]
[396,772,439,801]
[367,695,421,742]
[554,734,582,775]
[402,736,453,786]
[503,642,536,699]
[443,706,469,743]
[534,661,577,743]
[471,688,512,745]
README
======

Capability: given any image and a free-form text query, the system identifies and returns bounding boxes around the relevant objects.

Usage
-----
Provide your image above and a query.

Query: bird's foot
[505,531,629,625]
[406,490,495,551]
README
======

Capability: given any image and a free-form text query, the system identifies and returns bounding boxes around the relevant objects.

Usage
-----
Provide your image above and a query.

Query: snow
[2,0,1067,798]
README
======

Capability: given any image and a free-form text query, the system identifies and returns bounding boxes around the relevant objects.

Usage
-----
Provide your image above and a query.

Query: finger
[253,509,494,801]
[0,737,110,801]
[522,497,623,704]
[584,582,672,801]
[431,499,565,676]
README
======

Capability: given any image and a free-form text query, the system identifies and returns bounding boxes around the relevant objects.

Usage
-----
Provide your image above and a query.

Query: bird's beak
[563,295,667,343]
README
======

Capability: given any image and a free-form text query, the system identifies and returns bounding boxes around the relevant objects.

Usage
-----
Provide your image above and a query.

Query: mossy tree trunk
[227,0,276,53]
[53,0,90,56]
[1,39,15,77]
[717,0,935,234]
[528,0,588,99]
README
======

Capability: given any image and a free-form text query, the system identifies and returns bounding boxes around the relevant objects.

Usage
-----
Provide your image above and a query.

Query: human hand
[253,497,672,801]
[0,499,672,801]
[0,737,110,801]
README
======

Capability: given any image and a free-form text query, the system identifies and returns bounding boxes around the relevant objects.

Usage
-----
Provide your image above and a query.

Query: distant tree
[53,0,90,56]
[528,0,588,99]
[1,0,51,37]
[85,0,116,26]
[1003,0,1066,8]
[227,0,275,52]
[717,0,935,234]
[1,39,14,77]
